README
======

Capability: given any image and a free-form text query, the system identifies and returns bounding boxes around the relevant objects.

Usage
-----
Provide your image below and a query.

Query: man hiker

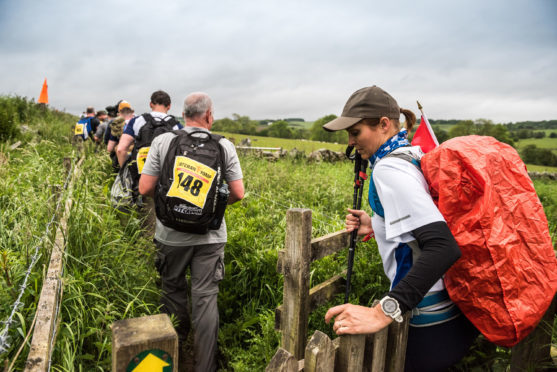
[138,92,244,371]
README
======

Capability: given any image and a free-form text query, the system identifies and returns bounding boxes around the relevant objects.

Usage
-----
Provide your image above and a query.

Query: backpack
[110,163,135,213]
[109,117,126,139]
[128,113,180,183]
[74,117,91,140]
[370,135,557,347]
[154,130,227,234]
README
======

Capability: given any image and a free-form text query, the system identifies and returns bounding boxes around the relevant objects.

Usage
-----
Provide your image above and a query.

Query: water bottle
[209,182,230,230]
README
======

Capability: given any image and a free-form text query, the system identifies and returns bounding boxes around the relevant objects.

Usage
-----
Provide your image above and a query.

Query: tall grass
[51,154,161,371]
[1,95,555,370]
[0,98,75,366]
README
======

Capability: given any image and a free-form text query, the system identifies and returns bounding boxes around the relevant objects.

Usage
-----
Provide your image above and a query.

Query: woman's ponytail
[400,108,416,133]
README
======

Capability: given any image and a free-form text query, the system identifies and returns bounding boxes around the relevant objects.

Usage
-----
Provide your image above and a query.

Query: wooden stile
[269,208,556,371]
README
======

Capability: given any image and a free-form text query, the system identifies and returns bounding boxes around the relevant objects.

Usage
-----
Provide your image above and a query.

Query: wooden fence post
[367,327,389,372]
[281,208,312,359]
[304,331,335,372]
[385,315,410,372]
[266,348,298,372]
[336,334,366,372]
[111,314,178,372]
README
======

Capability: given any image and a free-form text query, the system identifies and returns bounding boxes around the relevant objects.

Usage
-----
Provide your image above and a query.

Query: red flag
[38,78,48,104]
[412,111,438,153]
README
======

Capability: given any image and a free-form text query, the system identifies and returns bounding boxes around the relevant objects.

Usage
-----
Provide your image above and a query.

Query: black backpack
[128,113,180,183]
[155,130,228,234]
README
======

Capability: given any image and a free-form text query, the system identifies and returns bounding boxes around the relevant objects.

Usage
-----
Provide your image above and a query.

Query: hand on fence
[345,208,373,237]
[324,303,392,335]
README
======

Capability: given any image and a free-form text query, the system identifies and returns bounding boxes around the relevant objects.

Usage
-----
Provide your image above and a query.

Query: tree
[232,114,258,135]
[268,120,293,139]
[212,114,258,135]
[212,117,240,133]
[521,144,557,166]
[448,120,475,138]
[309,114,347,144]
[448,119,513,146]
[432,126,449,143]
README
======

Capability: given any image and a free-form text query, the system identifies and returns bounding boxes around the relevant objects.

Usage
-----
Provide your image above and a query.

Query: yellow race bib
[74,123,84,135]
[136,147,150,174]
[166,156,217,209]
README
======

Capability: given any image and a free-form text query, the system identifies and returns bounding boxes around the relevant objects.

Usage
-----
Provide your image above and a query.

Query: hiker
[93,110,109,144]
[116,90,182,168]
[86,106,101,135]
[138,92,244,372]
[72,106,98,152]
[107,101,135,171]
[322,86,478,371]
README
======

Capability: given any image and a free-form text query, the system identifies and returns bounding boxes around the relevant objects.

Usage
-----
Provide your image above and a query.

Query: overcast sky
[1,0,556,123]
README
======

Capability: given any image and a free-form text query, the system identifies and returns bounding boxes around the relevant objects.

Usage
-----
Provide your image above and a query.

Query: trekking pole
[344,146,368,304]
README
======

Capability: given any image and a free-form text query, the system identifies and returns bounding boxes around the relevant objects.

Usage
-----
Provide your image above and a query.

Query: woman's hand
[324,303,392,335]
[346,208,373,237]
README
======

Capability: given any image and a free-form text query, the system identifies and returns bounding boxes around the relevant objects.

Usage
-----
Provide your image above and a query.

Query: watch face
[383,298,397,313]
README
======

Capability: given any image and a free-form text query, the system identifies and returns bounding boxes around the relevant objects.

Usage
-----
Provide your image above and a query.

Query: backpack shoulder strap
[382,151,422,171]
[369,149,421,218]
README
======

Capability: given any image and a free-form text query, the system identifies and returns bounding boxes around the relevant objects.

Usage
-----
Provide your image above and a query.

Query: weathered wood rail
[268,208,557,371]
[24,157,83,371]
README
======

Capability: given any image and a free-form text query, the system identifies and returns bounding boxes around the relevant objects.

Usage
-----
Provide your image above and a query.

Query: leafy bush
[0,96,22,141]
[0,95,77,143]
[521,144,557,166]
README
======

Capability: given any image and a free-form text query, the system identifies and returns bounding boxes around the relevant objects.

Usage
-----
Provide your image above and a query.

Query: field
[214,131,347,153]
[1,102,556,370]
[515,137,557,152]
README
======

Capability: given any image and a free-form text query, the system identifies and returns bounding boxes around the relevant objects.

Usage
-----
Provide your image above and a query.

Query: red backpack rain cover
[420,135,557,347]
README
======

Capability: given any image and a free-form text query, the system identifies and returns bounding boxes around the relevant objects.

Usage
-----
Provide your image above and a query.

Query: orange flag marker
[38,78,49,104]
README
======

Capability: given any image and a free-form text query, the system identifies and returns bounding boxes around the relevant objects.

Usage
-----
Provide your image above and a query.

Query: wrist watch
[380,296,403,323]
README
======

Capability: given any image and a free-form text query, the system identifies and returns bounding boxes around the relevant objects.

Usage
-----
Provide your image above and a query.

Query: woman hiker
[323,85,478,371]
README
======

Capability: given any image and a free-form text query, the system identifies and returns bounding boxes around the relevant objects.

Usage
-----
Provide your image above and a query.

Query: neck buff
[369,129,410,167]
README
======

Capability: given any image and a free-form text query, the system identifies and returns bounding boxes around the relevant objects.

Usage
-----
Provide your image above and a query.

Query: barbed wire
[0,160,74,355]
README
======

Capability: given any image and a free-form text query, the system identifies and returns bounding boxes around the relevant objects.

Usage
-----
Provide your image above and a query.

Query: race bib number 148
[166,156,217,209]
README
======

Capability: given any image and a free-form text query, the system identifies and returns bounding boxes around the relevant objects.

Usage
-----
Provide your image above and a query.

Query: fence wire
[0,160,74,355]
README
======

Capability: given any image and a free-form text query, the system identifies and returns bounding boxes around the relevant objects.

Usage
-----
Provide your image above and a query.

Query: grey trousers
[154,240,225,372]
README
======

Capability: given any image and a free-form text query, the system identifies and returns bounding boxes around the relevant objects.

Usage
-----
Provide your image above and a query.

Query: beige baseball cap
[323,85,400,132]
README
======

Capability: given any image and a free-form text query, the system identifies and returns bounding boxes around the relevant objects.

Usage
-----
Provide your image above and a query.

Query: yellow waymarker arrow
[132,353,170,372]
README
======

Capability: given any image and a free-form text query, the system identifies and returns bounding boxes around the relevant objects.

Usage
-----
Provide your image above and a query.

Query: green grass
[287,120,314,130]
[515,137,557,152]
[526,164,557,173]
[213,131,347,153]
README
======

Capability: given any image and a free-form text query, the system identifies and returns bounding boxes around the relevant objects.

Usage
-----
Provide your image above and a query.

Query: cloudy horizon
[1,0,556,123]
